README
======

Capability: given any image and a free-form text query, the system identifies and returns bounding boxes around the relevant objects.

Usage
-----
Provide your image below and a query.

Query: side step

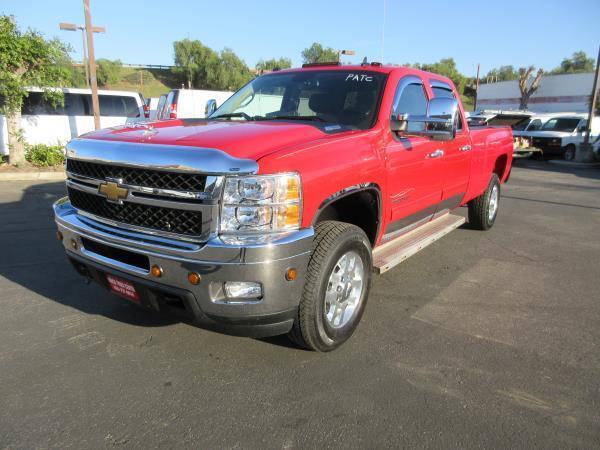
[372,214,466,274]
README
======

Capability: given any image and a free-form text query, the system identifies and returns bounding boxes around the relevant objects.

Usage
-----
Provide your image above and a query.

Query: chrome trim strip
[66,138,259,175]
[67,171,223,202]
[67,179,217,212]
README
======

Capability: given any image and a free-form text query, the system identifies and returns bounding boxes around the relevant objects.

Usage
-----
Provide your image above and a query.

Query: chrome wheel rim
[488,184,499,221]
[324,250,365,329]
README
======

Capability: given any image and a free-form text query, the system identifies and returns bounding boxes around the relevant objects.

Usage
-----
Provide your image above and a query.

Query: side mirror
[391,97,459,141]
[578,125,587,133]
[205,99,218,117]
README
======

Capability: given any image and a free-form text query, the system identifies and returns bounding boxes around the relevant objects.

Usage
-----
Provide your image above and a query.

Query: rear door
[431,80,471,211]
[383,75,444,238]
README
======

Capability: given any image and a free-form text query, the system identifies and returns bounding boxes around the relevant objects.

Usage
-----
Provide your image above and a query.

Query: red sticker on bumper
[106,274,140,303]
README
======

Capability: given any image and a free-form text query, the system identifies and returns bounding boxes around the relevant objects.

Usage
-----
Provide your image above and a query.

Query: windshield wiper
[210,112,253,121]
[264,115,328,123]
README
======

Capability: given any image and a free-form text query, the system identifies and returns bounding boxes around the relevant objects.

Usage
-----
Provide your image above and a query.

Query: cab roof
[269,63,457,90]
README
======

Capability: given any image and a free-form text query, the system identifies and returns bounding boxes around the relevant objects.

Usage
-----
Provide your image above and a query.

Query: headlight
[220,173,302,233]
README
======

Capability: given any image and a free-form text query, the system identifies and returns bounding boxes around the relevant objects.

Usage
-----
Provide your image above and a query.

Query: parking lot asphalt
[1,160,599,449]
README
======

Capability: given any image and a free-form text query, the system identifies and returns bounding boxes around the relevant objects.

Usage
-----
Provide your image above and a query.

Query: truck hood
[82,119,329,161]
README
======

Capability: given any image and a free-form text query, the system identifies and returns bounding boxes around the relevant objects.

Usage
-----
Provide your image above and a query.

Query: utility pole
[84,0,101,130]
[576,44,599,162]
[59,22,104,88]
[80,27,90,87]
[337,49,356,63]
[474,63,480,111]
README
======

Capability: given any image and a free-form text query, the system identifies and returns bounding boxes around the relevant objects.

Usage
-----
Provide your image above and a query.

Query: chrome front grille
[66,158,221,242]
[66,159,207,192]
[68,187,204,237]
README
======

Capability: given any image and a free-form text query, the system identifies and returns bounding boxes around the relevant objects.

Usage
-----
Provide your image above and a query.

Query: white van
[159,89,233,120]
[526,114,600,160]
[0,87,144,155]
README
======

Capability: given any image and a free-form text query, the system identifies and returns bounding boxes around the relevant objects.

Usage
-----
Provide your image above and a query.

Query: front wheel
[468,174,501,230]
[288,221,372,352]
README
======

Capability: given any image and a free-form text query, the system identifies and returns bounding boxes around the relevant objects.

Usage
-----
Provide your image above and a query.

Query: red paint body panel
[81,65,513,246]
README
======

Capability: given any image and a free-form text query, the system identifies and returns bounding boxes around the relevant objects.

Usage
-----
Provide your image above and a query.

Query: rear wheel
[468,174,500,231]
[564,144,576,161]
[288,221,372,352]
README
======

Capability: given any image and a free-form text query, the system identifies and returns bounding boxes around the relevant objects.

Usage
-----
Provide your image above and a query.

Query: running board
[372,214,466,274]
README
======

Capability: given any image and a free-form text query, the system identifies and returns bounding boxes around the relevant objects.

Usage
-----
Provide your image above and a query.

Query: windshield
[211,70,387,130]
[541,118,581,132]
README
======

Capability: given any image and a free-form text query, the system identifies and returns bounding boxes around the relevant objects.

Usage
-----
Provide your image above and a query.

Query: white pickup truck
[525,113,600,161]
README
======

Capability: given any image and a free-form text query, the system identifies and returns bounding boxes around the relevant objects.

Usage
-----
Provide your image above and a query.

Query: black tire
[468,174,500,231]
[564,144,576,161]
[288,221,372,352]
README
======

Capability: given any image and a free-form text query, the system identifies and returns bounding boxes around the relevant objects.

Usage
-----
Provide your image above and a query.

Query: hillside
[104,67,182,98]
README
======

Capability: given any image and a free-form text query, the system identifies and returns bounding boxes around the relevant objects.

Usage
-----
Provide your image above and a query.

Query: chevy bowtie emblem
[98,180,128,203]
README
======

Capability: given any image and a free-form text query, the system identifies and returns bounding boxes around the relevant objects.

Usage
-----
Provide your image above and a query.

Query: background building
[477,72,594,112]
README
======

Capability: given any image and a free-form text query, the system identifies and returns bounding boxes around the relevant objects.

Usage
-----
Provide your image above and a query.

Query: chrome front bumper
[54,197,313,336]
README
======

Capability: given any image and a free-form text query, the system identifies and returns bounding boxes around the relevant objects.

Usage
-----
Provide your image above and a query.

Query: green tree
[96,58,122,87]
[0,15,71,165]
[417,58,468,94]
[173,39,221,89]
[301,42,338,64]
[256,57,292,72]
[216,48,252,90]
[483,65,518,83]
[173,38,201,88]
[552,51,595,74]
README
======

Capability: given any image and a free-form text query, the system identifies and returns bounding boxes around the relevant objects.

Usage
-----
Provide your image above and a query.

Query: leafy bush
[25,144,65,167]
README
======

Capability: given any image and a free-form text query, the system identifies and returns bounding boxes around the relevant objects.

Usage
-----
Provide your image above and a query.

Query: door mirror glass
[391,97,459,141]
[205,99,218,117]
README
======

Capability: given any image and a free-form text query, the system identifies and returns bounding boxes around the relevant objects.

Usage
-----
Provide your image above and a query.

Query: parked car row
[468,109,600,160]
[1,86,234,156]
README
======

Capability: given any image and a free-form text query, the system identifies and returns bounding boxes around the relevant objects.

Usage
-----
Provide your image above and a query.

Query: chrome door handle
[460,145,472,152]
[428,149,444,159]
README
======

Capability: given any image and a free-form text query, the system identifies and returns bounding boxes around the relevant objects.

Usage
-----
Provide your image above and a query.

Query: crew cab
[54,63,513,351]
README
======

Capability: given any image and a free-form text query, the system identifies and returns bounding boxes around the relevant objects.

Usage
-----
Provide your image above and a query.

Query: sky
[2,0,599,77]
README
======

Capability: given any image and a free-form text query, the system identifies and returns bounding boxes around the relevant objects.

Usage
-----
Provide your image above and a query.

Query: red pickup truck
[54,63,513,351]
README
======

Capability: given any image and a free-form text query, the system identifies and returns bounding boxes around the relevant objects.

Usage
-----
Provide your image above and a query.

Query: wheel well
[494,154,508,181]
[314,189,380,246]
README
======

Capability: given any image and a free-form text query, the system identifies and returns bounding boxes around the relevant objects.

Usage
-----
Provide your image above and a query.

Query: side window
[528,119,542,131]
[123,97,140,118]
[431,86,454,99]
[393,81,428,132]
[22,92,66,115]
[65,93,86,116]
[98,95,138,117]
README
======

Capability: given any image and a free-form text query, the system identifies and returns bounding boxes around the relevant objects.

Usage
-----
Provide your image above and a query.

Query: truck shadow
[0,180,485,351]
[0,181,178,328]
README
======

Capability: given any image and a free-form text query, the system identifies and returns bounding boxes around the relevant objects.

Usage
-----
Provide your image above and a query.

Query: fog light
[187,272,201,285]
[150,265,163,278]
[70,238,78,250]
[56,230,63,241]
[224,281,262,299]
[285,267,298,281]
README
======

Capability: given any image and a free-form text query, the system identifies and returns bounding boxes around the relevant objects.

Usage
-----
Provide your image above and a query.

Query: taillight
[143,104,150,119]
[169,103,177,119]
